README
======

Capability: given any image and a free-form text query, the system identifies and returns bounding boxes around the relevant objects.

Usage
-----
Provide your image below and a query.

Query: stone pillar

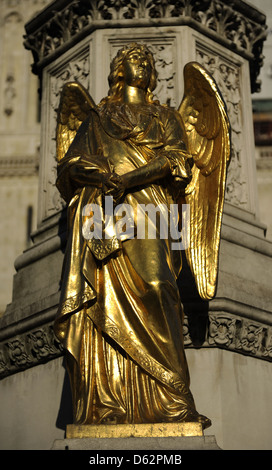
[0,0,272,450]
[0,0,51,315]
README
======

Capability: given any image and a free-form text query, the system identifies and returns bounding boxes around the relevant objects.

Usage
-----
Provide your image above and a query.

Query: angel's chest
[98,117,164,173]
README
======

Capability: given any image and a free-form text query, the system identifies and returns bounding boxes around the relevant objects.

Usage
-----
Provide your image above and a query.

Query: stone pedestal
[66,422,203,439]
[0,0,271,451]
[52,435,220,450]
[51,423,221,450]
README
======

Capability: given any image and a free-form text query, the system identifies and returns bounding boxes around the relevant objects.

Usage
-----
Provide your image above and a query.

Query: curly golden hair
[99,43,158,106]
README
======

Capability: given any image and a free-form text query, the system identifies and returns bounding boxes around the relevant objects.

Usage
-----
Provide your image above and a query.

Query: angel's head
[101,43,158,105]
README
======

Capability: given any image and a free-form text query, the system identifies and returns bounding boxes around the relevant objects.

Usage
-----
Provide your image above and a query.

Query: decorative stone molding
[195,43,249,210]
[1,309,272,379]
[185,311,272,360]
[0,155,39,177]
[4,73,16,117]
[23,0,267,93]
[0,322,63,379]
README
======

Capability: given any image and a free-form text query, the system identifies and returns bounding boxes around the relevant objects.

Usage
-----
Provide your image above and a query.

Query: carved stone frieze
[4,74,16,117]
[1,311,272,379]
[236,320,264,356]
[205,313,271,361]
[0,323,63,378]
[23,0,267,93]
[0,155,39,177]
[151,44,176,107]
[263,328,272,360]
[195,46,249,210]
[208,315,236,348]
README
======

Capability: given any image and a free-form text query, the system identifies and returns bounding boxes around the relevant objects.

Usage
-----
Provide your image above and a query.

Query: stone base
[52,422,221,450]
[66,422,203,439]
[52,435,220,450]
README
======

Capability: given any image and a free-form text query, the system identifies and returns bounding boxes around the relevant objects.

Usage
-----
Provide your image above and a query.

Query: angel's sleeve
[56,113,108,203]
[158,108,193,195]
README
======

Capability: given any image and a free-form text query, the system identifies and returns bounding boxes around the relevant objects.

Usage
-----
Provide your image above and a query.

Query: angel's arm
[111,153,171,190]
[56,116,117,202]
[69,162,117,191]
[109,109,192,196]
[156,109,193,186]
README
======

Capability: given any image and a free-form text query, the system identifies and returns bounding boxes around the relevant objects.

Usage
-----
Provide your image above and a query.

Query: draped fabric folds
[54,102,202,425]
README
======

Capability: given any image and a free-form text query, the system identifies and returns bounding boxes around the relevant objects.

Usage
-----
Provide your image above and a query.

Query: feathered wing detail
[178,62,231,300]
[56,81,96,162]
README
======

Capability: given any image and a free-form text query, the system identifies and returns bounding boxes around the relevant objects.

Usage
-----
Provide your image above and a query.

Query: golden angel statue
[54,43,230,429]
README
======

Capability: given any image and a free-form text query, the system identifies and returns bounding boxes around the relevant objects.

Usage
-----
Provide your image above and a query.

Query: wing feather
[56,81,95,162]
[178,62,231,300]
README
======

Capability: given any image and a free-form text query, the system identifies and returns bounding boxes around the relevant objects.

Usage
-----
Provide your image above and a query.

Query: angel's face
[122,49,152,90]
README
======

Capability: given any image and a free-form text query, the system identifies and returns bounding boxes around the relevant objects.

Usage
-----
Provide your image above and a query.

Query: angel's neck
[123,85,147,105]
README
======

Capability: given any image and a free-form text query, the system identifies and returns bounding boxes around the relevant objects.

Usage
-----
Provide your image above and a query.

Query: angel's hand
[104,173,127,204]
[70,165,119,191]
[100,172,120,193]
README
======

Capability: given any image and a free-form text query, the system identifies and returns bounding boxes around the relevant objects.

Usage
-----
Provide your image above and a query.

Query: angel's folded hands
[70,166,115,189]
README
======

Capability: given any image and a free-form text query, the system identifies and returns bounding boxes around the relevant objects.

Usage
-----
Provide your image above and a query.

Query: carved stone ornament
[1,312,272,379]
[0,323,63,378]
[195,46,248,209]
[23,0,267,93]
[4,74,16,117]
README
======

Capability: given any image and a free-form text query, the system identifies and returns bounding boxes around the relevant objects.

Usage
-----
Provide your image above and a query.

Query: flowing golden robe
[54,101,201,425]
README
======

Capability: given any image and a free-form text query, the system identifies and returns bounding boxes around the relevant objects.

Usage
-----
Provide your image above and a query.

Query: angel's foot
[197,414,212,430]
[101,416,119,425]
[178,410,212,430]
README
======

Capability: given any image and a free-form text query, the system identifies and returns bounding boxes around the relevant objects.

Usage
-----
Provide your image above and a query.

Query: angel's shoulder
[154,104,183,131]
[154,102,180,119]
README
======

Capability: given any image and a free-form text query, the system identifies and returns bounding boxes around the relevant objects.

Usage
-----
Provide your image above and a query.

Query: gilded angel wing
[178,62,231,300]
[56,81,96,162]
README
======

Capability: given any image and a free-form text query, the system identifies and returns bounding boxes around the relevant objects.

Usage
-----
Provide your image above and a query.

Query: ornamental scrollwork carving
[0,323,63,379]
[23,0,266,93]
[237,321,264,356]
[208,314,236,348]
[263,328,272,359]
[182,316,192,347]
[206,314,271,361]
[4,74,16,117]
[149,44,177,107]
[0,349,9,376]
[196,47,248,209]
[6,338,32,368]
[27,326,61,360]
